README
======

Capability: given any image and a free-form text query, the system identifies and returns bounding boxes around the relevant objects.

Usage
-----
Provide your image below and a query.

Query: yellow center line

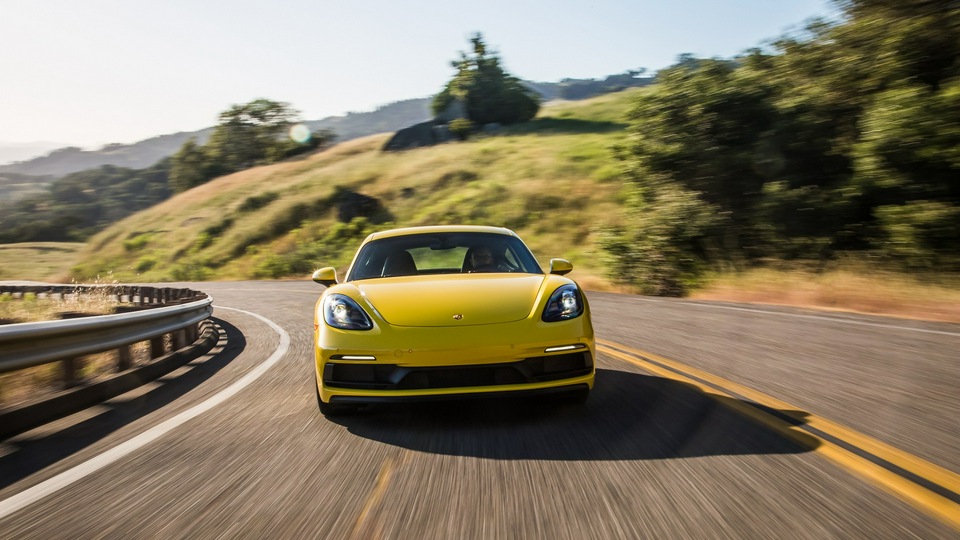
[597,339,960,531]
[350,454,399,540]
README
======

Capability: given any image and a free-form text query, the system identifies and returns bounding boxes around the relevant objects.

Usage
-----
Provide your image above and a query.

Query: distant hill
[0,98,433,178]
[304,98,432,142]
[0,71,652,179]
[0,141,67,166]
[0,130,213,178]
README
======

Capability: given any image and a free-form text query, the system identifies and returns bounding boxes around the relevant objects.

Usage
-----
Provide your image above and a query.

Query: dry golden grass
[0,290,121,322]
[692,267,960,323]
[0,242,84,281]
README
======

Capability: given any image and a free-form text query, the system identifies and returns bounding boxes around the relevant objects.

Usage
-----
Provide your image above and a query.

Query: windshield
[347,232,543,281]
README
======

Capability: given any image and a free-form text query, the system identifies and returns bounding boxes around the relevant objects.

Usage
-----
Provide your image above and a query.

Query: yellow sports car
[311,225,595,415]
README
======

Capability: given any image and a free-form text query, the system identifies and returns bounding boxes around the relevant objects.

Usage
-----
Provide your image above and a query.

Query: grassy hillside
[70,90,641,288]
[0,243,84,281]
[7,89,960,324]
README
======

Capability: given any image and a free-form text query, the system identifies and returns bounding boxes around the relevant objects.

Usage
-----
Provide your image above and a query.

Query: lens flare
[289,124,311,144]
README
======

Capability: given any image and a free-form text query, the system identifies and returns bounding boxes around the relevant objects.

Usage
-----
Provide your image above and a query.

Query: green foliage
[135,256,158,272]
[238,192,279,212]
[448,118,475,140]
[603,1,960,290]
[600,185,721,296]
[755,182,856,260]
[875,201,960,269]
[170,262,212,281]
[169,100,336,193]
[852,80,960,203]
[207,99,299,172]
[170,139,212,193]
[203,218,234,238]
[0,160,171,243]
[432,33,540,126]
[0,172,53,204]
[230,196,339,257]
[123,233,154,252]
[268,129,336,162]
[252,217,375,278]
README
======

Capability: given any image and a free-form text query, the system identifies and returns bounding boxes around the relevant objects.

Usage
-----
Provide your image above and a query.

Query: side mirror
[312,267,338,287]
[549,258,573,276]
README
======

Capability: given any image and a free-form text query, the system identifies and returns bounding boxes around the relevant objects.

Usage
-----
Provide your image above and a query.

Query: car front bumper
[315,314,595,403]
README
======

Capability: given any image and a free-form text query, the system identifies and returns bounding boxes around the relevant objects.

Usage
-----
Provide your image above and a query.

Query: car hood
[356,274,545,327]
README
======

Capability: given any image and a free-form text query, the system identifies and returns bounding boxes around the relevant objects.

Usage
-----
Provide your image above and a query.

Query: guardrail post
[150,336,166,359]
[186,322,199,342]
[117,345,132,371]
[173,328,188,350]
[61,357,78,388]
[56,311,94,388]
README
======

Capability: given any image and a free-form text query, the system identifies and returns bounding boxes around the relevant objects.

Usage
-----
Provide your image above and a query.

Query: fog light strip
[544,344,586,353]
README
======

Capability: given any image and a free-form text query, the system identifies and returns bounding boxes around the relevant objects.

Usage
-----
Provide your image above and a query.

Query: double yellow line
[598,339,960,531]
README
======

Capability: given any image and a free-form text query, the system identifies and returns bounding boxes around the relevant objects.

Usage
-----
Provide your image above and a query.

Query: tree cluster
[0,160,172,243]
[604,0,960,295]
[432,34,541,133]
[170,99,335,192]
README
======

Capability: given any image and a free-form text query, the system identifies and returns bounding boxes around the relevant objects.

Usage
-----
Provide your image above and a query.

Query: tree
[601,183,721,296]
[602,0,960,289]
[267,128,337,161]
[206,99,299,172]
[617,58,779,259]
[170,139,210,193]
[432,33,540,126]
[168,99,321,193]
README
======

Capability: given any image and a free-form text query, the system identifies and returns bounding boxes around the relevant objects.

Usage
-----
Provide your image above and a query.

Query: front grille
[323,351,593,390]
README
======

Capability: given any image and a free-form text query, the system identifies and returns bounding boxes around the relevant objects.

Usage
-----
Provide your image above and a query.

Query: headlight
[323,294,373,330]
[542,284,584,322]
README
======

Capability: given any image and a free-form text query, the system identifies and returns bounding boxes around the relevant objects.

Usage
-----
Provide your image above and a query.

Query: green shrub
[135,257,158,272]
[239,192,279,212]
[600,185,720,296]
[123,233,153,252]
[449,119,475,140]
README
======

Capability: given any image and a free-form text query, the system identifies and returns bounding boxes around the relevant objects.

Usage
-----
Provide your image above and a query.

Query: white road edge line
[630,297,960,337]
[0,305,289,521]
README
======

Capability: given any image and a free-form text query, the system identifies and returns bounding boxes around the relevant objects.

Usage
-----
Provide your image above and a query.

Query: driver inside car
[467,245,508,272]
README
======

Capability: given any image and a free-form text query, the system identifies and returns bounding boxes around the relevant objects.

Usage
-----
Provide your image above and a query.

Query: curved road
[1,281,958,538]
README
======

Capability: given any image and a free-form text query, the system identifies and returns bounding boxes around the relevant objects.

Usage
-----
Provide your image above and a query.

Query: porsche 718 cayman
[311,225,595,415]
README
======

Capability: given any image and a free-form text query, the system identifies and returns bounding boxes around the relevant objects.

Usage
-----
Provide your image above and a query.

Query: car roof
[362,225,519,242]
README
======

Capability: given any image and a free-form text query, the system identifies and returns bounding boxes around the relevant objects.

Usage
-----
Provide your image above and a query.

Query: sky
[0,0,837,151]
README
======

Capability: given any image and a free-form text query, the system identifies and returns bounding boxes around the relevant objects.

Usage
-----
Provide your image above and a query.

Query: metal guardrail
[0,285,217,437]
[0,296,213,373]
[0,284,201,307]
[0,285,219,439]
[0,286,213,382]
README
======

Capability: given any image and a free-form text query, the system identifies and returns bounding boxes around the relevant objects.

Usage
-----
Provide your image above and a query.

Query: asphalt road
[1,280,958,539]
